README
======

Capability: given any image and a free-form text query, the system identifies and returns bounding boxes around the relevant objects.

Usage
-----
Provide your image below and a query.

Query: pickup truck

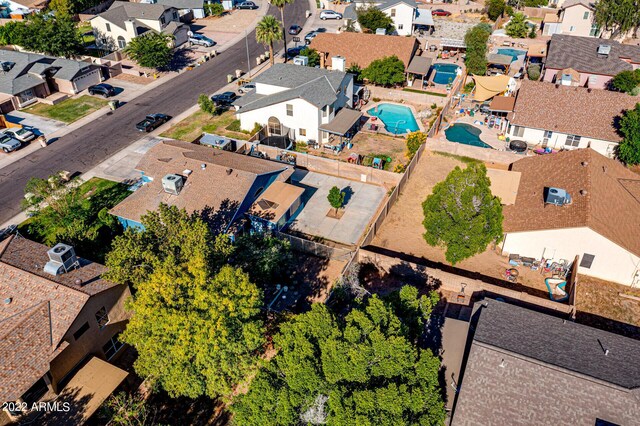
[135,114,170,132]
[0,133,21,153]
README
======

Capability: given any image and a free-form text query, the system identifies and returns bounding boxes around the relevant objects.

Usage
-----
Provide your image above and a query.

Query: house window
[569,25,575,32]
[390,8,396,17]
[73,322,90,340]
[95,307,109,329]
[583,11,589,19]
[117,36,126,49]
[268,116,282,135]
[510,125,524,137]
[173,11,178,19]
[543,130,553,145]
[398,24,403,30]
[286,104,293,116]
[565,134,581,147]
[105,23,111,32]
[102,333,124,360]
[160,16,166,25]
[299,128,306,136]
[590,24,599,36]
[580,253,595,269]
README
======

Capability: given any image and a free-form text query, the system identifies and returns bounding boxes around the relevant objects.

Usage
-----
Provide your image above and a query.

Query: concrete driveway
[5,110,65,137]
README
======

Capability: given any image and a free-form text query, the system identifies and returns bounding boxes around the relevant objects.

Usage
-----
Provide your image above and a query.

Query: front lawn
[161,110,252,142]
[24,95,108,123]
[18,178,131,263]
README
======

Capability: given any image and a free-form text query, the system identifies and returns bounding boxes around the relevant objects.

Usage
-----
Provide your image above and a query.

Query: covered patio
[406,56,433,89]
[319,108,363,152]
[486,53,513,74]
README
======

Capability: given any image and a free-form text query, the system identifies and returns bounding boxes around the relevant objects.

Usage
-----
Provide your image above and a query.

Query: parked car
[238,83,256,94]
[211,92,238,106]
[3,127,35,143]
[88,83,116,98]
[288,25,302,35]
[189,33,215,47]
[431,9,452,16]
[135,114,171,132]
[0,133,21,153]
[304,28,326,44]
[237,1,258,9]
[284,46,304,58]
[320,10,342,20]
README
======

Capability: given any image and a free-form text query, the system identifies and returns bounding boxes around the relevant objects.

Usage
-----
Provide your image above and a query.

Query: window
[173,11,178,19]
[580,253,595,269]
[569,25,575,32]
[565,134,581,147]
[590,24,599,36]
[160,16,166,25]
[583,11,589,19]
[105,23,111,32]
[398,24,403,30]
[390,8,396,17]
[95,307,109,329]
[286,104,293,116]
[510,125,524,137]
[299,128,306,136]
[73,322,90,340]
[268,116,281,135]
[102,333,124,360]
[543,130,553,145]
[117,36,126,49]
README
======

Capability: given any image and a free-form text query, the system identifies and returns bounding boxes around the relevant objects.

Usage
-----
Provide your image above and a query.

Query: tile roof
[545,34,640,76]
[508,80,638,142]
[473,299,640,389]
[503,149,640,256]
[309,32,419,70]
[0,236,119,402]
[110,140,292,225]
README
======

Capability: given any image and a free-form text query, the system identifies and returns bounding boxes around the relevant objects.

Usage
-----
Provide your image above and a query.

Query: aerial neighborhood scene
[2,0,640,422]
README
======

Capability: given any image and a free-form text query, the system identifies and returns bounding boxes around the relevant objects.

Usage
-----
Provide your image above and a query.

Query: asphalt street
[0,0,308,224]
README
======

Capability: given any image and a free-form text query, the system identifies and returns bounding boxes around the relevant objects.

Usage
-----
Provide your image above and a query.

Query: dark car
[88,83,116,98]
[284,46,304,58]
[136,114,171,132]
[211,91,238,106]
[431,9,452,16]
[288,25,302,35]
[237,1,258,9]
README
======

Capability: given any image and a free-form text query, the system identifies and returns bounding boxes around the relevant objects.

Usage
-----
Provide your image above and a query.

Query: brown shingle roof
[509,80,638,142]
[309,32,419,70]
[248,181,304,223]
[503,149,640,256]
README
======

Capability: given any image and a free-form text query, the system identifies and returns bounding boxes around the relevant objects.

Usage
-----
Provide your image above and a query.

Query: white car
[0,133,22,153]
[189,34,215,47]
[320,10,342,20]
[4,127,35,143]
[238,83,256,94]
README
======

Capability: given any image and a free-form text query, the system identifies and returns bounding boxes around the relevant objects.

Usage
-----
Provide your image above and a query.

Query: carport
[319,108,363,144]
[487,53,513,74]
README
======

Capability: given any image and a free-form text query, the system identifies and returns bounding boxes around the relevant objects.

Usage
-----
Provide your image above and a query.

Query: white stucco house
[91,1,188,51]
[233,64,356,144]
[149,0,205,20]
[542,0,600,38]
[506,80,638,158]
[501,149,640,287]
[351,0,426,35]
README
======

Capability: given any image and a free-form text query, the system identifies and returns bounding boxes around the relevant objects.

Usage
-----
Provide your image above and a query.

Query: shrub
[300,47,320,67]
[406,131,426,159]
[486,0,505,21]
[227,120,241,132]
[506,13,528,38]
[205,2,225,16]
[198,94,217,115]
[527,64,541,80]
[362,55,405,86]
[611,70,640,93]
[528,24,537,38]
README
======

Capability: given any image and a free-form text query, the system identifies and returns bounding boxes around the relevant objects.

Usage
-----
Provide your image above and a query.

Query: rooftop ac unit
[375,28,386,35]
[544,187,572,206]
[44,243,79,276]
[162,174,184,195]
[293,55,308,66]
[597,44,611,56]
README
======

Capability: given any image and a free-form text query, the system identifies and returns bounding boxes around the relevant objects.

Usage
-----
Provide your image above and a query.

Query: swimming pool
[445,123,492,148]
[497,48,526,62]
[367,103,419,135]
[431,63,460,85]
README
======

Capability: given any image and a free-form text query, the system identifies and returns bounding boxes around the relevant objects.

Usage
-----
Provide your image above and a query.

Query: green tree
[464,24,491,76]
[198,93,217,115]
[124,32,174,69]
[270,0,294,62]
[232,233,292,287]
[406,131,426,159]
[232,290,445,426]
[486,0,506,21]
[595,0,639,39]
[505,13,528,38]
[0,21,24,45]
[300,47,320,67]
[327,186,345,214]
[422,163,503,265]
[14,15,83,58]
[204,2,225,16]
[256,15,282,66]
[362,55,405,86]
[611,70,640,93]
[528,24,537,38]
[617,103,640,165]
[49,0,72,16]
[346,63,363,83]
[527,63,541,80]
[357,6,394,33]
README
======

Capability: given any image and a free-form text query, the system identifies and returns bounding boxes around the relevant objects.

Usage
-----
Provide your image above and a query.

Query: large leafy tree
[617,103,640,165]
[505,13,528,38]
[256,15,282,66]
[12,14,83,58]
[595,0,640,39]
[124,32,174,69]
[270,0,294,62]
[105,204,265,399]
[464,24,491,76]
[422,163,503,265]
[486,0,505,21]
[362,55,405,86]
[357,6,394,33]
[611,70,640,94]
[232,288,445,426]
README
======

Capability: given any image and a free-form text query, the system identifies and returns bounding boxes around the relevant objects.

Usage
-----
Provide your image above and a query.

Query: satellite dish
[187,31,193,37]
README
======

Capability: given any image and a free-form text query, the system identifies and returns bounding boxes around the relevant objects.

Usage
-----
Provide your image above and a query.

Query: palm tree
[270,0,294,62]
[256,15,282,66]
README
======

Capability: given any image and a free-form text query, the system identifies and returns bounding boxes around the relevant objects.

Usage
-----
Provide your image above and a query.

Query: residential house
[149,0,205,20]
[246,181,304,231]
[452,299,640,425]
[351,0,420,35]
[0,50,102,112]
[233,64,355,144]
[506,80,637,156]
[501,148,640,287]
[109,140,294,231]
[91,1,188,51]
[0,236,130,421]
[542,0,600,37]
[542,34,640,89]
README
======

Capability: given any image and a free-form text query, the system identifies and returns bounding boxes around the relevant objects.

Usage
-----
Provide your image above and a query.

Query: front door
[542,130,553,147]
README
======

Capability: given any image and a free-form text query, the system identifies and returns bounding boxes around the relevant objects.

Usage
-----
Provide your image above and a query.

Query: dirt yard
[575,276,640,331]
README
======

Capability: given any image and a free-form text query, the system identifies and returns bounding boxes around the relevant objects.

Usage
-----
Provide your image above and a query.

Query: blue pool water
[367,103,419,135]
[431,63,460,85]
[497,48,526,62]
[445,124,492,148]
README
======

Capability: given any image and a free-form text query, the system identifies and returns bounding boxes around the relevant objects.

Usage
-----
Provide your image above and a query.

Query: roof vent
[544,187,572,206]
[183,169,192,176]
[75,278,83,286]
[44,243,79,276]
[580,189,588,196]
[3,297,11,304]
[201,163,206,170]
[581,161,588,167]
[161,174,184,195]
[226,168,233,175]
[597,44,611,56]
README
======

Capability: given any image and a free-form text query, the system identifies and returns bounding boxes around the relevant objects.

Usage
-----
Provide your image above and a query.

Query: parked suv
[211,91,238,106]
[88,83,116,98]
[0,133,21,153]
[237,1,258,9]
[320,10,342,20]
[189,34,215,47]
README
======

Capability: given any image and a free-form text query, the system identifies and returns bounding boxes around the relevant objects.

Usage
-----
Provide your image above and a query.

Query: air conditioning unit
[544,187,572,206]
[162,174,184,195]
[293,55,308,66]
[44,243,79,276]
[597,44,611,56]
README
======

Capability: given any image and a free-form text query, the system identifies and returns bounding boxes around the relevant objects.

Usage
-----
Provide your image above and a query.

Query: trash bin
[235,69,243,78]
[305,10,311,18]
[108,100,119,110]
[227,74,234,83]
[39,136,48,147]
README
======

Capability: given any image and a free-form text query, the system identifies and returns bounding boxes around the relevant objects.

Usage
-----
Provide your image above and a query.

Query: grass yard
[161,110,251,142]
[18,178,131,263]
[78,21,95,45]
[24,95,108,123]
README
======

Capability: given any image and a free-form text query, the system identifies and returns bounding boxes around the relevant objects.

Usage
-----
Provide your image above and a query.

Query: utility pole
[245,30,252,78]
